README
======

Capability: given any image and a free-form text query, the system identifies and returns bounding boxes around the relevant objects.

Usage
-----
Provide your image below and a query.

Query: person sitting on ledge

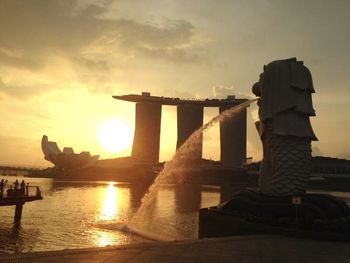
[7,185,14,198]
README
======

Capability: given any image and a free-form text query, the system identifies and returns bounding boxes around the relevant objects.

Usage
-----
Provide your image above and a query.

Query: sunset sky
[1,0,350,167]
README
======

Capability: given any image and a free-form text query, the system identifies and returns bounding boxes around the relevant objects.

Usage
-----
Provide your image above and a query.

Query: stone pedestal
[199,190,350,240]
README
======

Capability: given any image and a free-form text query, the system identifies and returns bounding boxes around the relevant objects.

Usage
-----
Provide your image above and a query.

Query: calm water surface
[0,176,349,254]
[0,176,222,254]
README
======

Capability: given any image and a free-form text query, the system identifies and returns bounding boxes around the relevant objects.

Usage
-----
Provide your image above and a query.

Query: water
[0,176,349,254]
[129,99,257,233]
[0,100,257,251]
[0,176,225,254]
[0,101,257,253]
[1,99,349,253]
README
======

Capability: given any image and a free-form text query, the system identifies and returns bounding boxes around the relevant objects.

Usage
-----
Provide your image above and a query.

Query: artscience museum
[41,135,99,170]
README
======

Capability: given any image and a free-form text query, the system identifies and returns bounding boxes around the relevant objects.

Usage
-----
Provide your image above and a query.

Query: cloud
[0,0,199,68]
[0,0,202,99]
[212,86,234,98]
[138,45,202,63]
[212,85,254,99]
[0,135,45,166]
[0,81,50,100]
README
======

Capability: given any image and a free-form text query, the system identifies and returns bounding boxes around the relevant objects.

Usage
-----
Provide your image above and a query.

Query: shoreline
[0,235,349,262]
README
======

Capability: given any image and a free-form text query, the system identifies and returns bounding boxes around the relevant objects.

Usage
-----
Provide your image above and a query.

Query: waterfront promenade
[0,235,349,263]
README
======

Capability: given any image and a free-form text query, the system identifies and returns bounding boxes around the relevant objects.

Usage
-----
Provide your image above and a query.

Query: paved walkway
[0,235,349,263]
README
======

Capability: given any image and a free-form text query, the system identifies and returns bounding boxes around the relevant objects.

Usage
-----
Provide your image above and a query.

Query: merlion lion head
[253,57,316,121]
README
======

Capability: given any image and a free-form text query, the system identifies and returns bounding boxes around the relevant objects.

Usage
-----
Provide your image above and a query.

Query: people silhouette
[14,180,19,191]
[7,185,14,198]
[20,180,26,196]
[0,179,4,198]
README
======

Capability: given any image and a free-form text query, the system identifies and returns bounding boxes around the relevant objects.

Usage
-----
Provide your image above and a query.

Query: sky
[1,0,350,167]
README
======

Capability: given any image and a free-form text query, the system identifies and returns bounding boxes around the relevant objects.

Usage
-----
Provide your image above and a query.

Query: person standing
[26,183,29,196]
[0,179,4,198]
[20,180,26,196]
[14,180,19,191]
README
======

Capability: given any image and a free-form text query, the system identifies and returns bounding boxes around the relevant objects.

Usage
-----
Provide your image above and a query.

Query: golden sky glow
[0,0,350,166]
[97,118,133,153]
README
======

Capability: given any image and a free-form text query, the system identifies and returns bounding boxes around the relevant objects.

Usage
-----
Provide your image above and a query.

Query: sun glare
[97,119,133,153]
[100,183,118,221]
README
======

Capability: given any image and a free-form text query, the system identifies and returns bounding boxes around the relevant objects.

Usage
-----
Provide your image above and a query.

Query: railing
[0,184,43,222]
[115,94,249,107]
[26,186,42,198]
[0,185,42,199]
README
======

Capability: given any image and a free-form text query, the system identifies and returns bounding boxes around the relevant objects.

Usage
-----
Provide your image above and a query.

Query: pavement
[0,235,349,263]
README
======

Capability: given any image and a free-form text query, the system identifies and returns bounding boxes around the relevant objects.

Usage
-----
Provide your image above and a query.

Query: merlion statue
[199,58,350,239]
[252,58,317,196]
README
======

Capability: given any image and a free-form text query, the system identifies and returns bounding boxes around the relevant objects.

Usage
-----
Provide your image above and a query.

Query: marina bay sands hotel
[113,92,248,167]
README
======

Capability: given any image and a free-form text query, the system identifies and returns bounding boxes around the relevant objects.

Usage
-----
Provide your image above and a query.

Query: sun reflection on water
[99,182,118,221]
[95,230,116,247]
[92,183,120,247]
[91,183,132,247]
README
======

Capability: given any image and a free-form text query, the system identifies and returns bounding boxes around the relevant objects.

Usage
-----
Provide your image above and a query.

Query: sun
[97,119,133,153]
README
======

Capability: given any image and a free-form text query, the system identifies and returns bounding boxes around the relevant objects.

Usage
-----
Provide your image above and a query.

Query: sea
[0,175,349,254]
[0,175,222,254]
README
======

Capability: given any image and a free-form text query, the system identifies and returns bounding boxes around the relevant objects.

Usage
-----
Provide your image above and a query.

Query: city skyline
[1,0,350,166]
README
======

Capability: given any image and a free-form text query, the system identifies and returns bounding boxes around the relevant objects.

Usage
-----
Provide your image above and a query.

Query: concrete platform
[0,196,43,206]
[0,235,349,262]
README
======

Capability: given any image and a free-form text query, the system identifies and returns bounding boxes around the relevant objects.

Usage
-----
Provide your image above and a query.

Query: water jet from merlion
[125,99,257,240]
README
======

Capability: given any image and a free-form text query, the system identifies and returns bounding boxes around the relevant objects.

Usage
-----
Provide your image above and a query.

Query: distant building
[311,156,350,174]
[113,92,249,167]
[247,156,350,175]
[41,135,99,170]
[131,103,161,164]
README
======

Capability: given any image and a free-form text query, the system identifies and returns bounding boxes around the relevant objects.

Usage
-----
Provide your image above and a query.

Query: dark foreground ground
[0,235,349,263]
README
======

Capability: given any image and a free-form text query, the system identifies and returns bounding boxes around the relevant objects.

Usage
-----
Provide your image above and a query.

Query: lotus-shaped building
[41,135,99,169]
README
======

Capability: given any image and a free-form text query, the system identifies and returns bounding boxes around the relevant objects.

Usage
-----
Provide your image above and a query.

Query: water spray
[128,99,258,240]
